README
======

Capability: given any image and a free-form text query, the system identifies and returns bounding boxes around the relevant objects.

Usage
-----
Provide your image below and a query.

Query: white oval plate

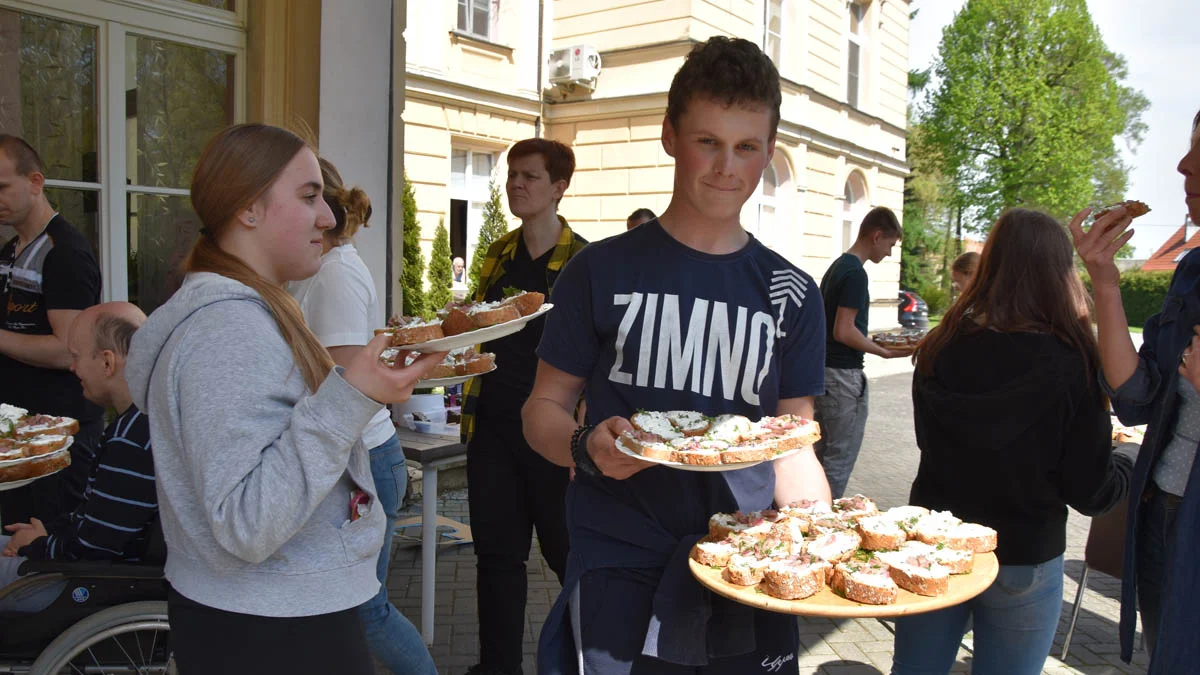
[386,304,553,353]
[416,364,498,387]
[614,436,800,472]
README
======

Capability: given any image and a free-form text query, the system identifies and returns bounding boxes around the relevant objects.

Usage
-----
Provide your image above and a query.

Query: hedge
[1080,270,1172,328]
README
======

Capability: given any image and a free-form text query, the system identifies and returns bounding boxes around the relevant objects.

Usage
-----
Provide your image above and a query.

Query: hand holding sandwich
[1069,205,1137,289]
[587,416,652,480]
[343,333,448,405]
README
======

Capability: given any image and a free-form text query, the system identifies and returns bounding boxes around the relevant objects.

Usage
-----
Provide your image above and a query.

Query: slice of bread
[882,505,930,535]
[440,309,474,336]
[631,412,683,441]
[503,291,545,316]
[888,556,951,597]
[457,352,496,375]
[0,449,70,483]
[14,415,79,439]
[761,556,828,600]
[670,441,723,466]
[667,410,710,436]
[888,541,975,575]
[944,522,997,553]
[618,432,675,462]
[691,538,738,567]
[707,512,773,540]
[707,414,756,443]
[429,363,458,379]
[806,530,862,564]
[719,439,776,464]
[22,434,71,457]
[469,302,521,328]
[912,511,964,546]
[723,553,770,586]
[830,559,899,605]
[808,514,851,536]
[856,515,908,551]
[834,494,879,522]
[390,322,445,346]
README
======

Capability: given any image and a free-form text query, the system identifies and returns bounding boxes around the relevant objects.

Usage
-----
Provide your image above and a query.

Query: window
[449,147,496,263]
[0,10,101,256]
[847,2,866,108]
[457,0,492,40]
[758,164,778,236]
[764,0,782,65]
[1,1,244,312]
[843,173,868,251]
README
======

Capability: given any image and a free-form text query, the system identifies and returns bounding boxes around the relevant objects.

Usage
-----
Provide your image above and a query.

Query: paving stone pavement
[384,357,1150,675]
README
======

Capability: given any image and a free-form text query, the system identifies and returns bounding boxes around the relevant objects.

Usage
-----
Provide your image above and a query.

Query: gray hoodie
[126,272,386,617]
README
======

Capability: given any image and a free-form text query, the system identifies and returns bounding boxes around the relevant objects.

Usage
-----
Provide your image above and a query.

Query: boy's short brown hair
[858,206,902,240]
[665,37,782,138]
[507,138,576,188]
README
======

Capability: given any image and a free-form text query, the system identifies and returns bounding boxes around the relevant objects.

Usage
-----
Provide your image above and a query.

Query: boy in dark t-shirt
[0,135,102,527]
[815,207,905,499]
[522,38,829,675]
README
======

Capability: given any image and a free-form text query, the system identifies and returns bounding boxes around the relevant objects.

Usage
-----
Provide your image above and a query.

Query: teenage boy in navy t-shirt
[522,37,829,675]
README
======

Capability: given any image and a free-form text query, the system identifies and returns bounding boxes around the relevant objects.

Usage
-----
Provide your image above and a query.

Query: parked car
[898,290,930,328]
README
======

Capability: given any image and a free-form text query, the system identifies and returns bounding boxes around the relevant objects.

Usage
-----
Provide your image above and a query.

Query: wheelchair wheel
[30,601,173,674]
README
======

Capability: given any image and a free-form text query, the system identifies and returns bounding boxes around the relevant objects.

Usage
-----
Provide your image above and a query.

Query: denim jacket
[1102,248,1200,671]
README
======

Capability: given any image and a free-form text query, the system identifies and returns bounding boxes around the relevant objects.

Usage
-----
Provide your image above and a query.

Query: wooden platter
[689,548,998,618]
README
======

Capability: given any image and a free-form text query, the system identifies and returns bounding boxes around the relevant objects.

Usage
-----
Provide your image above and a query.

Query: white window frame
[450,146,497,263]
[764,0,783,65]
[846,1,866,109]
[843,172,869,252]
[1,0,246,304]
[457,0,493,40]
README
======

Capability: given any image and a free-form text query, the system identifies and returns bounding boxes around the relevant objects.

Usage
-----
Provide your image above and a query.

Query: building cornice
[404,70,540,122]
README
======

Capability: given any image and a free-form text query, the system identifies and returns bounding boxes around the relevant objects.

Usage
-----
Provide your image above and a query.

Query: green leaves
[426,218,454,315]
[400,173,426,319]
[916,0,1147,231]
[467,178,510,298]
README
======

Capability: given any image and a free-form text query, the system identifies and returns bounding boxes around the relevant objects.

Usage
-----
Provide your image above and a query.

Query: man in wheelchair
[0,302,156,613]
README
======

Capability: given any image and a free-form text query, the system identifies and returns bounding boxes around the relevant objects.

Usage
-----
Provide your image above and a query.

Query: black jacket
[911,330,1132,565]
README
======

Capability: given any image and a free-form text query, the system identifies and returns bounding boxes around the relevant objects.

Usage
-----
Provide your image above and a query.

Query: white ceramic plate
[614,436,800,472]
[386,304,553,353]
[416,364,498,387]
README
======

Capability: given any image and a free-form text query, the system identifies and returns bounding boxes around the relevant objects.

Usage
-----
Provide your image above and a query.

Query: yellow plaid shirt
[460,217,588,443]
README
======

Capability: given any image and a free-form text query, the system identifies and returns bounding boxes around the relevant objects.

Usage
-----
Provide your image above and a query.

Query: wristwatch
[570,424,600,477]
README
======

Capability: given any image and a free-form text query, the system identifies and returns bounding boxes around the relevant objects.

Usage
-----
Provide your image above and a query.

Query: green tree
[427,218,453,314]
[400,174,426,318]
[918,0,1149,232]
[467,179,510,298]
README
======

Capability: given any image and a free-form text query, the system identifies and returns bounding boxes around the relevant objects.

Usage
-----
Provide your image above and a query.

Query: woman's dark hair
[666,36,782,137]
[915,208,1099,397]
[319,157,372,240]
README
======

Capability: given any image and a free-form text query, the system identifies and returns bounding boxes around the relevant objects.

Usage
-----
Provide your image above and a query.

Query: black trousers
[467,412,570,673]
[167,585,374,675]
[0,419,102,527]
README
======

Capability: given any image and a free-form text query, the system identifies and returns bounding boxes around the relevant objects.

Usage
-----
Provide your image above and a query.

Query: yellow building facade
[405,0,911,327]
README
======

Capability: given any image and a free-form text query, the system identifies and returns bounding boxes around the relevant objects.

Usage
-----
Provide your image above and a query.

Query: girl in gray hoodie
[126,124,445,674]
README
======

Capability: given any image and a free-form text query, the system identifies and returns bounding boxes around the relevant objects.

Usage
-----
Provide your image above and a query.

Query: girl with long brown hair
[891,208,1132,675]
[288,157,436,674]
[125,124,445,674]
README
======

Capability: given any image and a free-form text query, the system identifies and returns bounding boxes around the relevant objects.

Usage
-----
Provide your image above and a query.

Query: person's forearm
[522,396,578,467]
[833,323,889,358]
[0,329,70,369]
[1093,283,1140,389]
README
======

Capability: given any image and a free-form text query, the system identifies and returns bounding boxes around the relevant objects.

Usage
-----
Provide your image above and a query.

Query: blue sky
[909,0,1199,257]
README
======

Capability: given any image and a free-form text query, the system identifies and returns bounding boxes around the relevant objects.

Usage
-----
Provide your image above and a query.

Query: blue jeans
[1136,489,1180,660]
[814,367,869,499]
[358,434,436,675]
[892,554,1064,675]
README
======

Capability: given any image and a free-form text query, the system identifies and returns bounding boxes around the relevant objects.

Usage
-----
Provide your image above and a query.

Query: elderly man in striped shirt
[0,302,155,612]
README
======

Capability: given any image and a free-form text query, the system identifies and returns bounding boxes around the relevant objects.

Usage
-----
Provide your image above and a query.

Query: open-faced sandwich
[0,404,75,483]
[694,496,997,605]
[618,411,821,467]
[1095,199,1151,220]
[377,292,550,347]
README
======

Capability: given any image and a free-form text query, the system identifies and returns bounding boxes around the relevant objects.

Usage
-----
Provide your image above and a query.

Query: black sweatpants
[467,413,570,673]
[167,585,374,675]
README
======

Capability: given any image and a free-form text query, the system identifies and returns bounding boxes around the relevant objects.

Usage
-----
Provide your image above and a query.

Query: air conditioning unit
[548,44,601,91]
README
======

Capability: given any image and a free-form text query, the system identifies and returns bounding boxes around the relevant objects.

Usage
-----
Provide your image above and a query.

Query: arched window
[843,172,869,251]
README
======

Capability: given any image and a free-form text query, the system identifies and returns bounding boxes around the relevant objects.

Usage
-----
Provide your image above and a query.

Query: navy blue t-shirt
[537,221,825,542]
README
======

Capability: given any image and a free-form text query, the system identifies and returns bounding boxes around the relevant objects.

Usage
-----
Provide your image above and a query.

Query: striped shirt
[20,405,157,562]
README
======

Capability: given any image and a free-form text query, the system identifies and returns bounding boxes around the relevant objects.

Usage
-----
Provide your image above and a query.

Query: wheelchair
[0,521,172,674]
